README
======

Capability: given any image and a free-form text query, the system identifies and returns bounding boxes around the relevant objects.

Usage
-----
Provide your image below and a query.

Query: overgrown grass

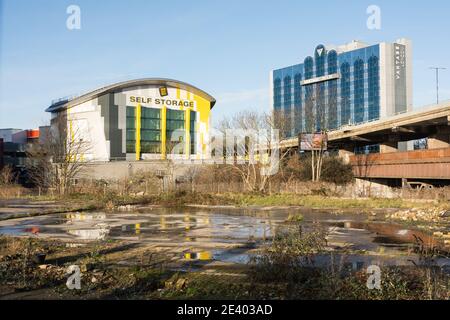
[247,224,450,300]
[219,193,447,210]
[6,190,449,217]
[1,236,448,300]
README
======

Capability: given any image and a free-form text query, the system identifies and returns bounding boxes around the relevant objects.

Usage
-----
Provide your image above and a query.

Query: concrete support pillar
[380,141,398,154]
[135,104,141,161]
[338,147,354,164]
[161,106,167,160]
[428,133,450,149]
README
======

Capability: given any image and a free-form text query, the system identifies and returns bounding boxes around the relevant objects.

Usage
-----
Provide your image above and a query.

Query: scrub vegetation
[1,230,448,300]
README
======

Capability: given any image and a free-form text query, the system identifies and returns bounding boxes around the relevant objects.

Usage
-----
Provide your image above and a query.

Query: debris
[81,263,97,272]
[117,205,136,211]
[175,278,187,290]
[386,208,447,222]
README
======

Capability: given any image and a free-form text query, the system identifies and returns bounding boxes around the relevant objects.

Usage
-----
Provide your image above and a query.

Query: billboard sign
[299,133,328,151]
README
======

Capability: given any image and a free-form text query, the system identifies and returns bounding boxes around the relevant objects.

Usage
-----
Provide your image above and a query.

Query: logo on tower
[315,45,326,57]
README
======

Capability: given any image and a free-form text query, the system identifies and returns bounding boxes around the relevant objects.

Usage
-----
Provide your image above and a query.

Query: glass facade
[368,56,380,121]
[273,78,282,111]
[353,59,365,124]
[293,73,302,134]
[141,107,161,154]
[283,76,292,137]
[125,106,198,156]
[166,108,185,155]
[126,106,161,154]
[273,44,381,137]
[340,62,351,126]
[190,111,197,155]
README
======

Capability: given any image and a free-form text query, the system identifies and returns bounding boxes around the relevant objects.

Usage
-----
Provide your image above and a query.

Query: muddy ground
[0,206,449,300]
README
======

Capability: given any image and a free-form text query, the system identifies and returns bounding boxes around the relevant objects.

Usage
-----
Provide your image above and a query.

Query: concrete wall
[77,161,199,181]
[353,178,399,198]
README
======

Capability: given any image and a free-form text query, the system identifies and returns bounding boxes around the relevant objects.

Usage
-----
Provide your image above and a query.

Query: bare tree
[216,110,292,193]
[302,82,338,182]
[26,113,91,196]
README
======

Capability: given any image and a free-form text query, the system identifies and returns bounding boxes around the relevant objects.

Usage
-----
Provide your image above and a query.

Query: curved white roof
[46,78,216,113]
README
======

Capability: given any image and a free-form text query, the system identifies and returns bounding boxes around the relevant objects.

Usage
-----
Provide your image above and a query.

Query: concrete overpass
[281,100,450,184]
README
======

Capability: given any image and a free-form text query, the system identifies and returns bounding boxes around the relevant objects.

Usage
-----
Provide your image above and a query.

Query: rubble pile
[386,208,450,222]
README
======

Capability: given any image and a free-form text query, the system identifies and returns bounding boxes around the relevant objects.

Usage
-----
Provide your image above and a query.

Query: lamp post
[430,67,446,104]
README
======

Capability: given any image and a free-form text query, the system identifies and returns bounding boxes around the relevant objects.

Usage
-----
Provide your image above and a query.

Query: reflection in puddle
[0,207,448,267]
[68,227,110,240]
[66,213,107,221]
[184,251,213,261]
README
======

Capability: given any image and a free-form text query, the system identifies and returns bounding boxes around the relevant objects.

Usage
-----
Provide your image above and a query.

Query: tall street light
[430,67,446,104]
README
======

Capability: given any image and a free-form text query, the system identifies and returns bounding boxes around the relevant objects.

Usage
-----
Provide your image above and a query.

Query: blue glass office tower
[272,39,413,138]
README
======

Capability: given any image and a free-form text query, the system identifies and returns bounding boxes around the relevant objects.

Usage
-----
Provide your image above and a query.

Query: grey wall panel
[99,94,125,160]
[114,92,127,154]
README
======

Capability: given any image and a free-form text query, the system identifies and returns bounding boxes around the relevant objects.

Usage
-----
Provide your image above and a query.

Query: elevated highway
[280,100,450,183]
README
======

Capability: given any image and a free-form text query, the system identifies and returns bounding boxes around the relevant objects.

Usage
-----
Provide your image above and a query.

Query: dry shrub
[120,170,160,196]
[0,185,28,199]
[284,155,353,185]
[0,166,28,199]
[0,165,16,185]
[194,165,240,185]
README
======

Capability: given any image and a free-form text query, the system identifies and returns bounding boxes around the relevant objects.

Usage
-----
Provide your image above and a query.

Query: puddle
[0,207,448,268]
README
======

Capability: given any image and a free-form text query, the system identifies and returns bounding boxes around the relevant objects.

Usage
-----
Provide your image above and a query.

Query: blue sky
[1,0,450,129]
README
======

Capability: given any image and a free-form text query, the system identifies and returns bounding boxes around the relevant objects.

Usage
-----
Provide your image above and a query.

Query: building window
[166,108,185,155]
[353,59,365,124]
[327,50,338,130]
[340,62,351,126]
[304,57,314,80]
[315,83,326,131]
[283,75,292,137]
[190,111,197,155]
[294,73,303,134]
[274,78,282,111]
[368,55,380,121]
[304,85,314,132]
[327,50,338,74]
[315,45,326,77]
[141,107,161,154]
[328,80,338,130]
